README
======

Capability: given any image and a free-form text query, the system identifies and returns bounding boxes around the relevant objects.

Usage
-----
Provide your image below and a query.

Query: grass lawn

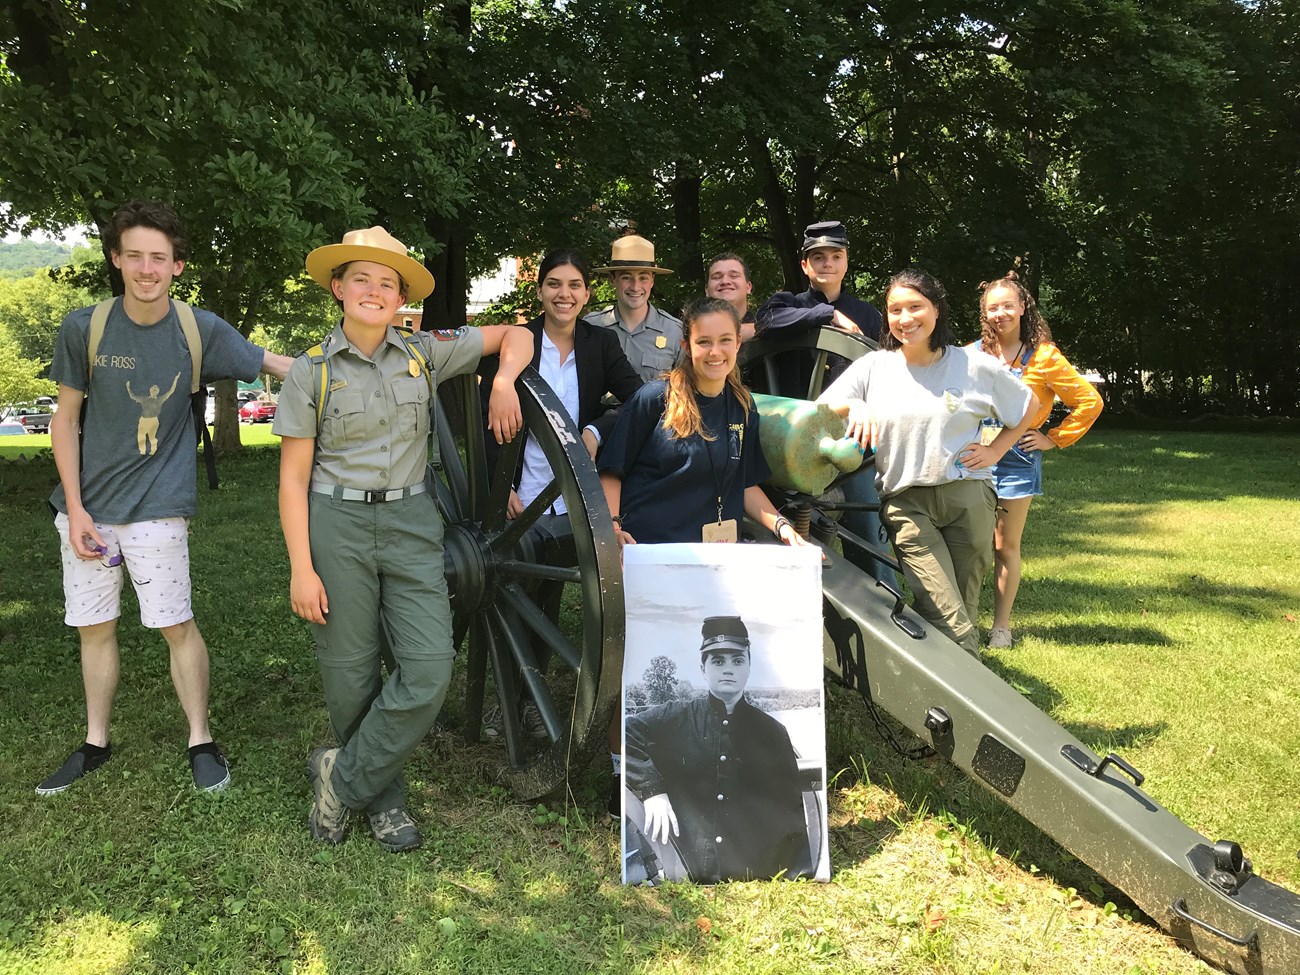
[0,429,1296,975]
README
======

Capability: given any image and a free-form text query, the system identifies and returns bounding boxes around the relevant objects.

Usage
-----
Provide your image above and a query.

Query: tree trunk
[205,271,248,453]
[422,214,468,330]
[748,135,802,291]
[671,161,704,289]
[793,153,817,233]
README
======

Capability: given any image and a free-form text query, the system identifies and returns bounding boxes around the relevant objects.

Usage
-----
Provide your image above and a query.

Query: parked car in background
[10,406,52,434]
[0,420,30,436]
[205,388,268,425]
[239,399,277,423]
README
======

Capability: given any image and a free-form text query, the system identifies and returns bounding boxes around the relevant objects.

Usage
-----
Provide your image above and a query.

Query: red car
[239,399,277,423]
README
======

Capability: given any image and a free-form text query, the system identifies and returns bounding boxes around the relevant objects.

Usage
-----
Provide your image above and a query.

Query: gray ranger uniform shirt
[583,303,682,383]
[49,298,264,524]
[273,323,483,492]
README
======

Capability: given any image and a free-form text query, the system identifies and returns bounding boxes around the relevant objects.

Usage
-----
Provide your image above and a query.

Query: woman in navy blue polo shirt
[599,297,805,549]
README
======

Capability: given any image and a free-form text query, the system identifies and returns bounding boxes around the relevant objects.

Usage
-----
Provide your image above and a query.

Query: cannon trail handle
[1061,744,1145,788]
[875,578,925,640]
[1170,898,1259,949]
[1095,752,1145,788]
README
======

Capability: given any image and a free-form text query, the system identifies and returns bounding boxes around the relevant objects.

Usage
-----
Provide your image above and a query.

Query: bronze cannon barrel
[751,392,865,496]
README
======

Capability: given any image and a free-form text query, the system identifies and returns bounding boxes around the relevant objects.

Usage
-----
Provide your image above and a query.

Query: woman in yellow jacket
[978,273,1102,649]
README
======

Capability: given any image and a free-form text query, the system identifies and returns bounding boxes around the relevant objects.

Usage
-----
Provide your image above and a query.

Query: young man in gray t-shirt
[38,200,293,796]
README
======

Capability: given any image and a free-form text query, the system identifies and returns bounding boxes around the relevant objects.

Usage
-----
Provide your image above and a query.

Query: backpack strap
[87,298,116,383]
[171,300,216,489]
[173,300,203,394]
[395,327,434,400]
[306,336,334,435]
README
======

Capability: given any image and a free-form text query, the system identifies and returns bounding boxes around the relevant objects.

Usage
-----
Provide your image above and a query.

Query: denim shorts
[991,445,1043,500]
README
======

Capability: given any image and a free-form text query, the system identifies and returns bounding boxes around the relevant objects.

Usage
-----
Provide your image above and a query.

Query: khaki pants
[308,491,454,814]
[881,480,997,656]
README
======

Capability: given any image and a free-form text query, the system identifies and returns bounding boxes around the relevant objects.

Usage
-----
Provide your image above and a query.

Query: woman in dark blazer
[475,248,641,744]
[478,248,642,518]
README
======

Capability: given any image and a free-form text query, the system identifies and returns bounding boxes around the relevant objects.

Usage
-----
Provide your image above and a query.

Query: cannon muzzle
[752,393,866,495]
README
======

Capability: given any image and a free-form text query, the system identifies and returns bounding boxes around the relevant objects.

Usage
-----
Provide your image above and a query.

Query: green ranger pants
[881,479,997,657]
[308,490,453,814]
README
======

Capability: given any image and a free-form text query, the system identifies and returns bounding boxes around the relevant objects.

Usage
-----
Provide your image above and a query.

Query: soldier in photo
[624,615,813,883]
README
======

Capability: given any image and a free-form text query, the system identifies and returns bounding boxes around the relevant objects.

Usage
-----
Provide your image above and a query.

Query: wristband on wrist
[611,514,623,528]
[773,516,792,539]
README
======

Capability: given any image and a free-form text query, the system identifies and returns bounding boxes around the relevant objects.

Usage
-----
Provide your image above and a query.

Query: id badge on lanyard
[701,399,741,542]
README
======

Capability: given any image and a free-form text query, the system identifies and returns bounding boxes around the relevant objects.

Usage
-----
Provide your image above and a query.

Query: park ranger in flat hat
[584,232,684,382]
[275,225,533,854]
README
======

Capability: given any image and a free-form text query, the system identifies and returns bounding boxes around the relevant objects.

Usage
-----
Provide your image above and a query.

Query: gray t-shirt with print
[819,345,1035,498]
[49,298,265,523]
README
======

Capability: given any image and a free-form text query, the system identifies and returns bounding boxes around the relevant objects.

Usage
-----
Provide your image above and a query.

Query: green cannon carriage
[427,324,1298,975]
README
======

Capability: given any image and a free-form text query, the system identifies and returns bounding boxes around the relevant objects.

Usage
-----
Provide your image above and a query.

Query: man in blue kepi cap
[624,615,813,883]
[755,221,893,587]
[757,220,882,347]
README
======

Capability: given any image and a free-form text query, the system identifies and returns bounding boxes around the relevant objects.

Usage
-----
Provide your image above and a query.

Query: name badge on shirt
[701,519,738,543]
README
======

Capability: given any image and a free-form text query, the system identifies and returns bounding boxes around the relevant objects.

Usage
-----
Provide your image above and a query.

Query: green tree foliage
[0,270,96,369]
[0,239,73,278]
[0,0,474,446]
[1,0,1294,417]
[0,325,57,405]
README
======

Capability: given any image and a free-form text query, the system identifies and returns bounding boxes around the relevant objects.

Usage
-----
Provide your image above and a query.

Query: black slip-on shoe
[36,743,112,796]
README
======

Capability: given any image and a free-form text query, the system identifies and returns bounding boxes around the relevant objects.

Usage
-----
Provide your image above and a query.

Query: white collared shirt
[518,330,579,515]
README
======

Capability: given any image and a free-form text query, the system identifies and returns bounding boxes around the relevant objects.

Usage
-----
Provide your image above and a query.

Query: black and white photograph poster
[620,543,830,885]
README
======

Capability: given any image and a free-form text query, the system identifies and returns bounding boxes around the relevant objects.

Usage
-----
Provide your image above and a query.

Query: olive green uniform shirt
[273,323,483,491]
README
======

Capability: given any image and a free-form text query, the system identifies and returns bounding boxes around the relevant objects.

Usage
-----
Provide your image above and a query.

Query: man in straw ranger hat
[275,226,533,852]
[585,232,683,382]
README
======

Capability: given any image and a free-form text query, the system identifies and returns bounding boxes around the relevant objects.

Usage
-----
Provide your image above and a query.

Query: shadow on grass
[993,574,1293,633]
[824,686,1142,921]
[1025,622,1175,646]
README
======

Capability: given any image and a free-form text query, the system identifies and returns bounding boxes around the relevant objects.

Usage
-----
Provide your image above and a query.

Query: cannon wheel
[739,326,877,399]
[433,370,623,801]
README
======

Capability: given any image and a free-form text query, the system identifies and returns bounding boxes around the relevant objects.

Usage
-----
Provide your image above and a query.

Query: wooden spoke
[431,371,623,800]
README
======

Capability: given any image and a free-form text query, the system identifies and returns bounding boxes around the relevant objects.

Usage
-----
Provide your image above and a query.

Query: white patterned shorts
[54,514,194,629]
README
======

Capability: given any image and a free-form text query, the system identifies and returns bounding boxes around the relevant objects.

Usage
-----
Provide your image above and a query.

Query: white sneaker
[987,627,1014,649]
[481,705,504,740]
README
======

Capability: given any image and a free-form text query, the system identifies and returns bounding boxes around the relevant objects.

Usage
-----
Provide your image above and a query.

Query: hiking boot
[189,742,231,792]
[483,703,549,742]
[306,747,348,843]
[36,743,112,796]
[987,627,1014,649]
[608,773,622,818]
[521,701,549,741]
[368,809,423,853]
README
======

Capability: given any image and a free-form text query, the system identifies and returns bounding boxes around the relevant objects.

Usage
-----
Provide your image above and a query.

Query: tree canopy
[2,0,1294,417]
